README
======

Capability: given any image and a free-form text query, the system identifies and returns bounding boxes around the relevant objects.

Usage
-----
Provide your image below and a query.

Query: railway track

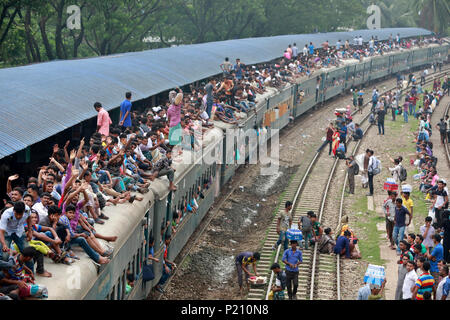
[156,65,448,300]
[252,67,449,301]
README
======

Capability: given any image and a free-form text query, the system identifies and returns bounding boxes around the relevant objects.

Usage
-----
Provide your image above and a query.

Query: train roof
[37,190,155,300]
[0,28,432,160]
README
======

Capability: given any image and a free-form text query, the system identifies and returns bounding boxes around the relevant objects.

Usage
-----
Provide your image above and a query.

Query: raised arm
[76,138,85,159]
[63,140,70,163]
[50,157,65,174]
[6,174,19,196]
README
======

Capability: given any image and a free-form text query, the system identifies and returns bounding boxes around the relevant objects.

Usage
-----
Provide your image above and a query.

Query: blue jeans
[403,111,408,123]
[206,101,213,118]
[409,104,416,116]
[276,231,289,251]
[378,122,385,135]
[158,264,172,286]
[70,237,100,262]
[393,225,406,254]
[0,233,34,271]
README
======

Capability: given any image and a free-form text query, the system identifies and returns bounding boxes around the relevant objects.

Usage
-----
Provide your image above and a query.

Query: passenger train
[37,35,449,300]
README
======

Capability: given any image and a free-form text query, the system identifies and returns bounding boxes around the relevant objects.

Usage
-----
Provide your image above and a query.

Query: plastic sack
[364,265,386,287]
[428,208,436,223]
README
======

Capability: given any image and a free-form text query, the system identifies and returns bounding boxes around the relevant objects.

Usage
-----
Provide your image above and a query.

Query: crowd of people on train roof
[0,32,445,300]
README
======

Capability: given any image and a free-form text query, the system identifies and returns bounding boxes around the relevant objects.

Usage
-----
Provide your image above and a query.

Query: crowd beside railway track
[352,75,450,300]
[0,32,446,300]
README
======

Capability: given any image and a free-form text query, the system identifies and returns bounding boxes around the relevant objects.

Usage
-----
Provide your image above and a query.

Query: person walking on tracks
[270,263,287,300]
[436,118,448,144]
[272,201,293,251]
[235,251,260,294]
[317,123,335,155]
[282,240,302,300]
[346,155,358,195]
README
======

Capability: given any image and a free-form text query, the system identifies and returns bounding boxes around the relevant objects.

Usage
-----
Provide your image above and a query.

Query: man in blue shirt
[119,92,133,129]
[339,124,348,152]
[234,59,243,80]
[282,240,302,300]
[352,123,364,140]
[393,198,411,255]
[308,42,314,56]
[334,230,351,258]
[427,234,444,284]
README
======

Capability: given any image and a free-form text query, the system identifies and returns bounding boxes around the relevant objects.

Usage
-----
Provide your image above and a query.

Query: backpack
[399,166,407,182]
[353,163,360,175]
[371,157,381,175]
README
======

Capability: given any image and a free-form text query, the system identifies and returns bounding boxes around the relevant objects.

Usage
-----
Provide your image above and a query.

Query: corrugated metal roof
[0,27,431,159]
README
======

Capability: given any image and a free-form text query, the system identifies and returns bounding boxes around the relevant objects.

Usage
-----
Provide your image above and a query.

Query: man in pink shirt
[94,102,112,136]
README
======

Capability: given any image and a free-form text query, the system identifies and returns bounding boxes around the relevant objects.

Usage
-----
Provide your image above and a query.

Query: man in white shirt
[31,192,51,222]
[402,260,418,300]
[303,45,308,57]
[436,265,449,300]
[292,43,298,58]
[358,36,363,46]
[0,202,32,261]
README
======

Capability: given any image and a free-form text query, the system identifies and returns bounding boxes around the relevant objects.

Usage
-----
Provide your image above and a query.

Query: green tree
[411,0,450,34]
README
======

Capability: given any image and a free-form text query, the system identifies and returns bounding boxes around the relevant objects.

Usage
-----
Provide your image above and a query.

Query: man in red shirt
[409,95,418,117]
[94,102,112,137]
[317,123,335,155]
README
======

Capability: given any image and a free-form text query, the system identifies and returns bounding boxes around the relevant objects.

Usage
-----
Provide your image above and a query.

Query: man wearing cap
[282,240,302,300]
[270,263,286,300]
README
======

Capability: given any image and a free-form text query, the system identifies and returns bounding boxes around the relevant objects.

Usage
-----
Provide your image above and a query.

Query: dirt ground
[156,73,434,300]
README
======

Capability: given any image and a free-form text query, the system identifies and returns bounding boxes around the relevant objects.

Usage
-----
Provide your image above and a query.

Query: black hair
[425,216,433,222]
[396,198,403,204]
[270,263,281,270]
[325,228,332,235]
[253,252,261,261]
[94,102,102,109]
[126,92,132,99]
[285,201,293,209]
[48,205,62,215]
[41,192,51,198]
[119,134,127,140]
[307,211,315,217]
[344,230,351,237]
[22,247,37,258]
[13,187,24,196]
[23,194,33,201]
[13,201,25,214]
[65,204,76,212]
[423,260,431,272]
[423,291,432,300]
[408,233,416,240]
[433,234,441,243]
[416,234,424,242]
[83,170,92,178]
[27,184,39,193]
[91,145,101,154]
[414,244,422,251]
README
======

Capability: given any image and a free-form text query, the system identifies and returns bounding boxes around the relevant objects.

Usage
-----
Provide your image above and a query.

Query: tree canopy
[0,0,444,68]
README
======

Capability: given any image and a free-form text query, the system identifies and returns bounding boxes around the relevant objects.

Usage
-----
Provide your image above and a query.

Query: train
[37,38,449,300]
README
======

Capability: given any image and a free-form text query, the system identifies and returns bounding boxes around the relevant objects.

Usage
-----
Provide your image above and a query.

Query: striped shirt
[415,272,435,300]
